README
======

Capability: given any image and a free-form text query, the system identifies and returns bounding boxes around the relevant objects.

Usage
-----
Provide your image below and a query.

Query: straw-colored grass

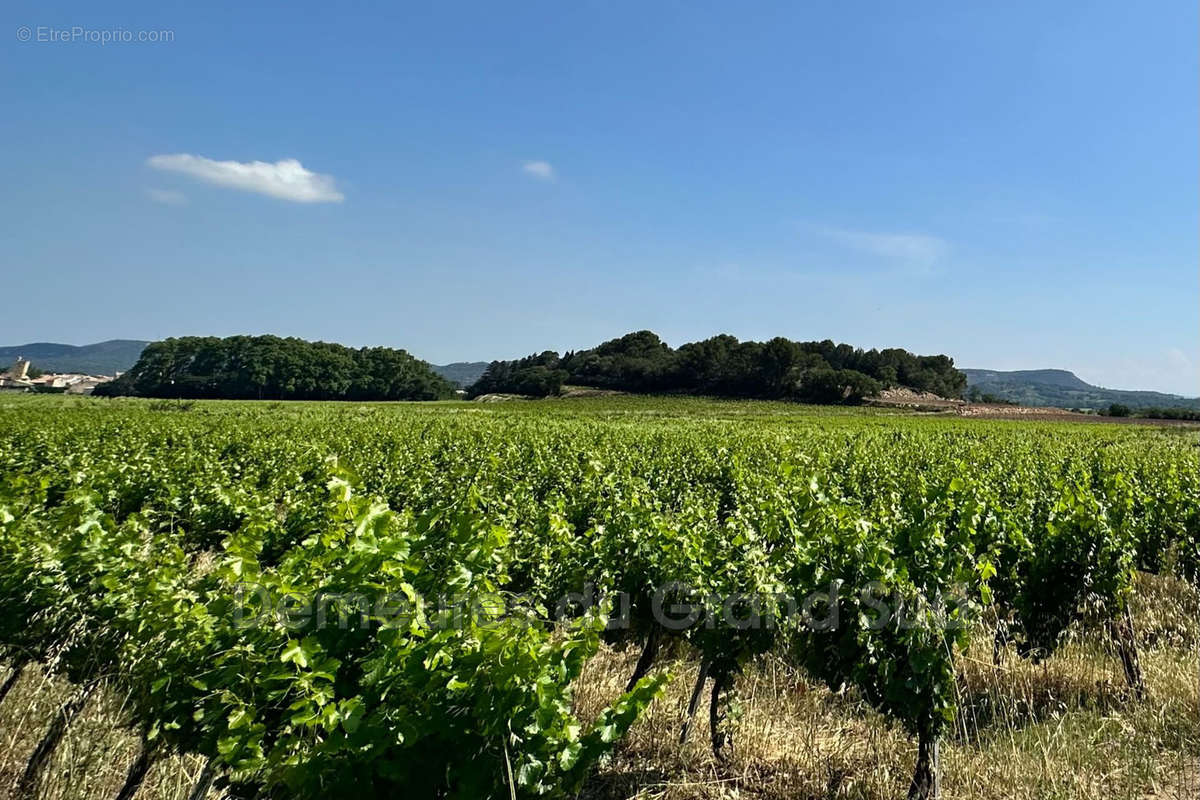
[574,573,1199,800]
[1,573,1196,799]
[0,667,212,800]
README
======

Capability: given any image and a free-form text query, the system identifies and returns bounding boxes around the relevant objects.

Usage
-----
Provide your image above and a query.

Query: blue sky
[3,1,1197,394]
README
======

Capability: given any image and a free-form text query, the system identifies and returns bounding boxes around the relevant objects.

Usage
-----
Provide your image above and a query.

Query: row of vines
[0,397,1197,798]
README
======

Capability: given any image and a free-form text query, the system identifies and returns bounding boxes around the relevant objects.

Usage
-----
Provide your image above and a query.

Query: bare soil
[867,387,966,410]
[958,405,1200,425]
[868,390,1200,427]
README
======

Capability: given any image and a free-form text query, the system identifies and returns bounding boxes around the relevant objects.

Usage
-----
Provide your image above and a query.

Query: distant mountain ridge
[963,368,1200,410]
[0,340,149,375]
[8,341,1195,411]
[1,339,490,388]
[430,362,489,388]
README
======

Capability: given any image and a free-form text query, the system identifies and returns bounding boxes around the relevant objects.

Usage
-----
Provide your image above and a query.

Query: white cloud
[146,154,344,203]
[145,187,188,206]
[819,226,949,267]
[522,160,555,181]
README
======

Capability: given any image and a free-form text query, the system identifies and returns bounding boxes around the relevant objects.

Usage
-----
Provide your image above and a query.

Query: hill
[962,368,1200,411]
[469,330,966,403]
[430,362,489,388]
[98,335,455,401]
[0,340,149,375]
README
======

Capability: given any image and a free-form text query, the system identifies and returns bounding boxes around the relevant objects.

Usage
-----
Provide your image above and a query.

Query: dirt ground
[867,388,1200,427]
[956,405,1200,425]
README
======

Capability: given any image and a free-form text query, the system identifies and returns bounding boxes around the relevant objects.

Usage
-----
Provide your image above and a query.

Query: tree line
[1101,404,1200,420]
[96,336,456,401]
[468,330,966,403]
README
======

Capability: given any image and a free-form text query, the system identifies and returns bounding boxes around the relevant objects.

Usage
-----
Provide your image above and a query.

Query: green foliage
[468,330,962,403]
[796,367,881,403]
[0,425,663,798]
[1135,407,1200,421]
[96,335,456,401]
[469,352,567,398]
[0,395,1197,796]
[966,387,1017,405]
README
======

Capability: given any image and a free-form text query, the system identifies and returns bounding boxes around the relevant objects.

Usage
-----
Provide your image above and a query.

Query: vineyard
[0,395,1197,799]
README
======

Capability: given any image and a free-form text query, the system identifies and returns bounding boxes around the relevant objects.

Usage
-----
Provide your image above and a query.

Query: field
[0,394,1197,800]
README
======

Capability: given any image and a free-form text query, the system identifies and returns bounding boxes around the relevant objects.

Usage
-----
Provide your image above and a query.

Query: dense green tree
[672,334,739,391]
[469,351,567,398]
[562,331,675,392]
[795,368,882,403]
[467,330,963,405]
[95,336,455,401]
[759,337,803,397]
[1136,407,1200,420]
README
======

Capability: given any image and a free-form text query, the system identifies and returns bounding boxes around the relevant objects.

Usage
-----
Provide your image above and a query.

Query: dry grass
[574,574,1200,800]
[0,667,216,800]
[1,574,1196,799]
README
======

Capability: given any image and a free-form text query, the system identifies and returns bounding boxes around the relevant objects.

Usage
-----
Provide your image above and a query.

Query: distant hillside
[1,342,491,388]
[963,368,1200,411]
[431,362,489,388]
[0,340,149,375]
